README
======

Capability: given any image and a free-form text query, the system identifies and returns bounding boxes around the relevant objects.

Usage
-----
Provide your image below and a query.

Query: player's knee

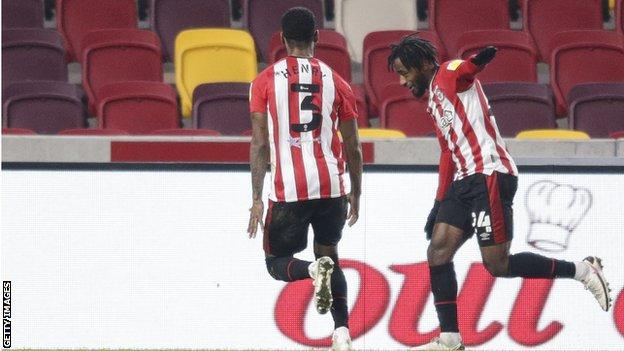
[265,257,283,281]
[427,242,453,266]
[483,257,509,277]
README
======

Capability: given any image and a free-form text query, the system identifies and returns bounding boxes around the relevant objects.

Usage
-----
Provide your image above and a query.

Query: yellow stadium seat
[175,29,257,117]
[515,129,590,140]
[358,128,406,139]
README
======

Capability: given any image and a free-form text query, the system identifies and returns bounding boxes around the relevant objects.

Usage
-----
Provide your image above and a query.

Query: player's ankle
[574,261,590,281]
[439,332,462,347]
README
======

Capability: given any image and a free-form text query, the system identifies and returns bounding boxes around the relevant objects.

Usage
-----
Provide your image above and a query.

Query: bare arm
[339,118,362,226]
[247,112,270,238]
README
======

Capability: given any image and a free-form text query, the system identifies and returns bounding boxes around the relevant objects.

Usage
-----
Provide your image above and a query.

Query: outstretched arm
[457,46,498,80]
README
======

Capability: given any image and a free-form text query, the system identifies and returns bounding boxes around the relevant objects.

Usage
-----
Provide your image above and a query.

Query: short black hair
[387,33,438,71]
[281,7,316,44]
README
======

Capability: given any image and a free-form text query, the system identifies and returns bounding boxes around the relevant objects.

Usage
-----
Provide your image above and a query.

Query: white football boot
[331,326,352,351]
[411,337,465,350]
[309,256,334,314]
[579,256,612,311]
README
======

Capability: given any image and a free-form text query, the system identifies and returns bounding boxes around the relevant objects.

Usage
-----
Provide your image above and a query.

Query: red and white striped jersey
[428,59,518,181]
[250,56,357,203]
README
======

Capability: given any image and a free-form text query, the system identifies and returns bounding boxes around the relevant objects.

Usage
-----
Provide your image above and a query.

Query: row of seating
[3,0,623,63]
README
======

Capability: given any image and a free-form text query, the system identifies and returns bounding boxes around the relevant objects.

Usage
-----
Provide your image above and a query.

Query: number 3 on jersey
[290,83,321,133]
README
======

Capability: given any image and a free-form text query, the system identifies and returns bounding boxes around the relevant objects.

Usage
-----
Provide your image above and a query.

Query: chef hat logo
[525,180,592,252]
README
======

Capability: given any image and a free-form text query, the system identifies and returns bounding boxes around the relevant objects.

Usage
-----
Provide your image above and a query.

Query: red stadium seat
[2,127,37,135]
[610,131,624,139]
[380,84,435,137]
[429,0,509,58]
[456,30,538,83]
[58,128,130,135]
[363,30,446,116]
[97,82,179,134]
[192,83,251,135]
[351,83,369,127]
[150,128,222,136]
[56,0,137,62]
[2,0,43,29]
[618,0,624,34]
[549,31,624,116]
[523,0,603,61]
[269,30,351,82]
[82,29,163,113]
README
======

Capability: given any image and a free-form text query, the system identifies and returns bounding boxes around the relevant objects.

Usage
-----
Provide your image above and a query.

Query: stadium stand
[150,128,222,136]
[175,29,257,117]
[523,0,603,62]
[483,82,557,137]
[357,128,407,138]
[192,83,251,135]
[456,30,538,83]
[2,29,68,91]
[2,81,86,134]
[549,30,624,116]
[56,0,138,62]
[58,128,130,135]
[379,84,434,137]
[568,83,624,138]
[150,0,231,62]
[429,0,509,58]
[2,0,44,29]
[81,29,163,113]
[96,81,179,134]
[268,30,351,82]
[243,0,324,62]
[335,0,418,63]
[2,127,37,135]
[516,129,591,140]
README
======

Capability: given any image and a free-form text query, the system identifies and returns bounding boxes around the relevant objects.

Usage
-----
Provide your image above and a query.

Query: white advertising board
[2,169,623,350]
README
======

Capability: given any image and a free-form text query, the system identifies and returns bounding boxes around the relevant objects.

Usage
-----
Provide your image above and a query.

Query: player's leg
[477,172,612,311]
[263,200,314,282]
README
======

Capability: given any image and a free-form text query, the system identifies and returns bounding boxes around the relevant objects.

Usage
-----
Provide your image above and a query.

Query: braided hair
[387,33,439,72]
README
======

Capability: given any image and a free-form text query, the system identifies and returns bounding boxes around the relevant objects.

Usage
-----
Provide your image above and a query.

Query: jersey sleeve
[249,73,268,114]
[334,75,358,121]
[443,58,484,92]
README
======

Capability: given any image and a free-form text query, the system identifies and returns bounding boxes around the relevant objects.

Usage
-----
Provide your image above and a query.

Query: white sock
[439,332,461,346]
[574,261,590,281]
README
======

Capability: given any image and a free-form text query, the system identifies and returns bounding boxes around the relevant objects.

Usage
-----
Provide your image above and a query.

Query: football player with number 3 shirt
[388,35,612,350]
[247,7,362,351]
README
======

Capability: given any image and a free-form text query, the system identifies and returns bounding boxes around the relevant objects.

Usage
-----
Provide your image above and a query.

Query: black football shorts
[436,172,518,247]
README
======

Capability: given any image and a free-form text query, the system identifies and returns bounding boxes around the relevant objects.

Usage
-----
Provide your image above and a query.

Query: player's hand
[471,46,497,66]
[346,192,360,227]
[424,200,441,240]
[247,200,264,238]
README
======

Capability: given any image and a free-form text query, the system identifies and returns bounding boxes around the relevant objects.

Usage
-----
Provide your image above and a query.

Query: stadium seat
[549,31,624,116]
[175,29,257,117]
[244,0,324,62]
[456,30,538,83]
[379,84,435,137]
[610,130,624,139]
[568,83,624,138]
[150,0,231,62]
[618,0,624,34]
[363,30,445,116]
[351,83,370,127]
[192,83,251,135]
[335,0,418,63]
[2,128,37,135]
[2,81,86,134]
[483,83,557,137]
[150,128,222,136]
[2,0,44,29]
[97,82,179,134]
[58,128,130,135]
[82,29,163,113]
[523,0,603,61]
[515,129,590,140]
[357,128,407,139]
[56,0,138,62]
[429,0,509,58]
[269,30,352,82]
[2,29,68,91]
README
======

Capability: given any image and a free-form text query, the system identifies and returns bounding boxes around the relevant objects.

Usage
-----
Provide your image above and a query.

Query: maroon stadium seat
[82,29,163,113]
[244,0,324,62]
[56,0,137,62]
[456,30,538,83]
[550,31,624,116]
[2,29,67,91]
[2,81,86,134]
[363,30,446,116]
[429,0,509,58]
[482,82,556,137]
[379,84,435,137]
[192,83,251,135]
[97,82,179,134]
[58,128,130,135]
[568,83,624,138]
[150,0,231,62]
[2,127,37,135]
[523,0,603,62]
[269,29,351,82]
[2,0,44,29]
[150,128,222,136]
